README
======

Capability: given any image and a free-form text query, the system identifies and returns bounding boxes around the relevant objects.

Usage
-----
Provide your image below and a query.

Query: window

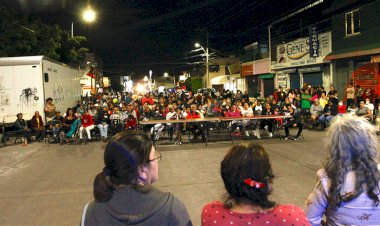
[345,9,360,36]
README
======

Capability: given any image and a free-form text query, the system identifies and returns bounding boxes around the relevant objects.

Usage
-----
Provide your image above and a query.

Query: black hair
[221,143,276,209]
[93,131,153,202]
[46,97,53,102]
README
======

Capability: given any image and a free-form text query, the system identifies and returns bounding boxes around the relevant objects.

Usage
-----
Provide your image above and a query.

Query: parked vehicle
[0,56,82,123]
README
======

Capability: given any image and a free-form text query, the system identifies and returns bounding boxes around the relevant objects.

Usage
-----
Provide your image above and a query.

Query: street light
[71,7,97,37]
[194,42,209,88]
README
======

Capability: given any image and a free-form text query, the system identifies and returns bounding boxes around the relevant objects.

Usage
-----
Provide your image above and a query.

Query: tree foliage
[0,7,88,66]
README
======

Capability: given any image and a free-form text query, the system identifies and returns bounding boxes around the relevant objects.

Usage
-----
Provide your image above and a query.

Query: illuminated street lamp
[194,42,209,88]
[71,7,97,37]
[83,8,96,22]
[163,72,169,77]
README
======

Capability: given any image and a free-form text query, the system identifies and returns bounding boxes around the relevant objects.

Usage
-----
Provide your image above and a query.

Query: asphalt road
[0,129,375,225]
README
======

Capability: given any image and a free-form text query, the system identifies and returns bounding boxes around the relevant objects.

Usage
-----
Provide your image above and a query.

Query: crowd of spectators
[11,82,380,144]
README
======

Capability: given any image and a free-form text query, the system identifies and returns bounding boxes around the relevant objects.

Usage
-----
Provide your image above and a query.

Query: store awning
[325,43,380,60]
[258,73,274,79]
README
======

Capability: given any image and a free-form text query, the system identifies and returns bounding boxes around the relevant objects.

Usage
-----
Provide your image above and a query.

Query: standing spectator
[201,143,310,226]
[346,83,355,107]
[301,89,312,112]
[306,115,380,225]
[277,87,286,108]
[327,86,337,99]
[81,132,192,226]
[30,111,46,142]
[356,85,363,107]
[79,110,95,142]
[44,97,56,122]
[14,113,32,144]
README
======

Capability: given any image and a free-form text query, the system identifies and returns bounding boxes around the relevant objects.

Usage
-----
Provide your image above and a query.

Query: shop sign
[241,64,254,76]
[276,73,288,88]
[309,26,319,58]
[298,66,321,73]
[271,32,331,70]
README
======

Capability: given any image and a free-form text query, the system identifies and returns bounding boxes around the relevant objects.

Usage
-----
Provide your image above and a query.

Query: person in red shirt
[79,109,95,141]
[201,143,310,226]
[338,101,347,115]
[187,104,204,141]
[141,94,154,105]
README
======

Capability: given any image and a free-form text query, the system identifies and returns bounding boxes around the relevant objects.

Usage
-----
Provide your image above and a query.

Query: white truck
[0,56,82,123]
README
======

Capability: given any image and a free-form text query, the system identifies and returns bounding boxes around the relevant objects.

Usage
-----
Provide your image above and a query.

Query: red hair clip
[244,178,265,189]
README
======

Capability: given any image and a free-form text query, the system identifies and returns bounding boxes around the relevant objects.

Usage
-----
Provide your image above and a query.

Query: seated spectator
[63,108,77,133]
[375,104,380,132]
[284,103,303,140]
[81,132,191,226]
[79,110,95,142]
[356,101,372,121]
[260,102,275,138]
[201,143,310,226]
[306,115,380,225]
[166,105,178,142]
[319,101,338,127]
[150,105,165,141]
[226,104,242,136]
[310,99,323,125]
[97,107,110,141]
[125,112,137,131]
[364,98,374,113]
[30,111,46,142]
[241,103,253,137]
[14,113,32,144]
[337,100,347,116]
[187,104,205,141]
[50,110,64,142]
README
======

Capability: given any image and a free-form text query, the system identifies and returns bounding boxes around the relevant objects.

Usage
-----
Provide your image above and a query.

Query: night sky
[3,0,313,77]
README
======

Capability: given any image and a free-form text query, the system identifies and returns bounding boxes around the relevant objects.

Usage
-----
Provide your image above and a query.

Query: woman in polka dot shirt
[201,143,310,226]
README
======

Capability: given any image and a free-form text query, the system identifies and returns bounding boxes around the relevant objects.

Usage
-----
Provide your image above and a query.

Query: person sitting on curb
[201,143,310,226]
[30,111,46,142]
[14,113,32,144]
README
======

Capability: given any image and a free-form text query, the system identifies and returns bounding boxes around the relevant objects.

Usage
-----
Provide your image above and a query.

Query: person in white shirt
[241,103,253,136]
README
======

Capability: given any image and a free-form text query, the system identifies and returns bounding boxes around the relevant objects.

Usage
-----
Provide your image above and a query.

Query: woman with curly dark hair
[306,115,380,225]
[81,131,192,226]
[201,143,310,226]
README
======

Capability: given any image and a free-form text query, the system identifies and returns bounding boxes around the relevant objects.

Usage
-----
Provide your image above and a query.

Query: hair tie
[244,178,265,189]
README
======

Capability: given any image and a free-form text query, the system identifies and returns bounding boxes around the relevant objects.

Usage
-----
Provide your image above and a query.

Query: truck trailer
[0,56,81,123]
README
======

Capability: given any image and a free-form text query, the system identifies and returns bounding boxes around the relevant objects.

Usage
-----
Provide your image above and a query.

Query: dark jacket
[83,186,192,226]
[30,115,44,128]
[15,119,28,130]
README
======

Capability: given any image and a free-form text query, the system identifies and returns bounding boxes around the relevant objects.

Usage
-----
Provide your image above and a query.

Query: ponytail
[93,171,115,202]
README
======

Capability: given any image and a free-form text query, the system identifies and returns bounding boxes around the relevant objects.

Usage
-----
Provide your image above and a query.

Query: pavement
[0,130,378,226]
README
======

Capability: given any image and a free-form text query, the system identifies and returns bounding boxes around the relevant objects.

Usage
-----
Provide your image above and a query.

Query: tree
[0,7,88,66]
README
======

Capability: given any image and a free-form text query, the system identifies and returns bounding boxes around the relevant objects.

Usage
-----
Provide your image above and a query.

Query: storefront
[242,58,272,97]
[271,31,332,90]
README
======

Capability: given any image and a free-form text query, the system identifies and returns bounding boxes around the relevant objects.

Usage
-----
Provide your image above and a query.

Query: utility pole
[195,29,210,88]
